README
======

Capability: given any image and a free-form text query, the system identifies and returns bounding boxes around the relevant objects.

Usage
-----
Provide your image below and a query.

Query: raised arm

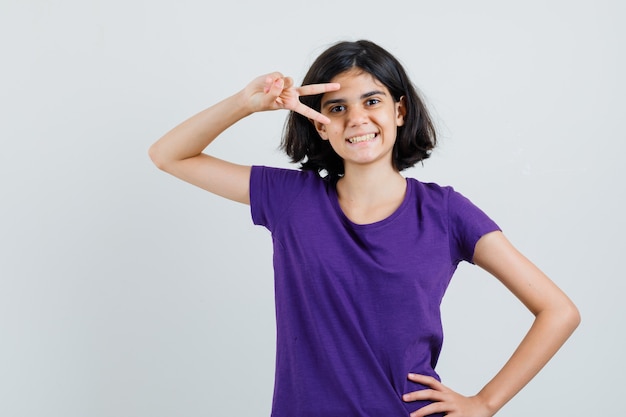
[403,231,580,417]
[148,73,339,204]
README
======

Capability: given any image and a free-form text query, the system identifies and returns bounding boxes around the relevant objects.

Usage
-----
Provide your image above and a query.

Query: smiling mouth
[346,133,377,144]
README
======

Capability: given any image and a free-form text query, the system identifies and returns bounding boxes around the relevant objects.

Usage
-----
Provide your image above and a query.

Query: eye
[366,98,381,106]
[329,105,346,113]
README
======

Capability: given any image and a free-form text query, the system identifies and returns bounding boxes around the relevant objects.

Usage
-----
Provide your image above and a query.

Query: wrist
[231,89,254,117]
[472,393,500,417]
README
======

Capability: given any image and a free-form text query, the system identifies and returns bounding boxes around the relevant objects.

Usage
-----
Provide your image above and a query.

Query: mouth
[346,133,377,144]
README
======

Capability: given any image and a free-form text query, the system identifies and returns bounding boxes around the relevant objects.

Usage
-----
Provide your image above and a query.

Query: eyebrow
[321,90,387,109]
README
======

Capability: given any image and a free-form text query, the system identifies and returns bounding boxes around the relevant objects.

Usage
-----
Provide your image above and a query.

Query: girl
[149,40,580,417]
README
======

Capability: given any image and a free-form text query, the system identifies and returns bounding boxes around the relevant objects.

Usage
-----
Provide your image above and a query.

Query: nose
[346,105,368,126]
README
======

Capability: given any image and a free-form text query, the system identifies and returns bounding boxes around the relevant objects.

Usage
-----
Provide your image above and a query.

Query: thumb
[264,76,285,97]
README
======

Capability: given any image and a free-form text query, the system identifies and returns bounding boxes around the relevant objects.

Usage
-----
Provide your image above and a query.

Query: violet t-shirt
[250,166,500,417]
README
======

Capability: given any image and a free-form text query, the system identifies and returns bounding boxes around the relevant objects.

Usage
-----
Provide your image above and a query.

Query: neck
[335,163,407,225]
[338,163,405,202]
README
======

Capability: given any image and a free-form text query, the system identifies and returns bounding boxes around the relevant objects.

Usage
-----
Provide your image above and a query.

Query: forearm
[475,304,580,415]
[148,89,251,170]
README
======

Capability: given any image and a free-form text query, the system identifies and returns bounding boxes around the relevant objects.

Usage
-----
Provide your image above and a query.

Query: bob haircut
[281,39,437,179]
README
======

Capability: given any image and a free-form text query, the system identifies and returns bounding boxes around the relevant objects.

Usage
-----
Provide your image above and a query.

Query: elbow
[559,299,581,336]
[148,142,169,171]
[538,296,581,338]
[567,302,582,332]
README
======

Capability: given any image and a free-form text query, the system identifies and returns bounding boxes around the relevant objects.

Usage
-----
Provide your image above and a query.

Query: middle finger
[298,82,340,97]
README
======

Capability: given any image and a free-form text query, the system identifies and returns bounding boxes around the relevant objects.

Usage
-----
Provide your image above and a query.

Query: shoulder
[250,166,326,228]
[407,177,483,210]
[406,176,498,231]
[406,177,455,207]
[250,166,325,199]
[251,165,320,186]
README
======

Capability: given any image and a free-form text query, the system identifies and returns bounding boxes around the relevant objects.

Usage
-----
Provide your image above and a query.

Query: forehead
[325,68,388,97]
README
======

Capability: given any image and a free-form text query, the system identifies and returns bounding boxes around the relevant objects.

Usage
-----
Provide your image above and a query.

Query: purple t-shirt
[250,166,500,417]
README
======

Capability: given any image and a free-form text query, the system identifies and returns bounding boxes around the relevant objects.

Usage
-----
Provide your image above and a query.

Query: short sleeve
[447,189,501,264]
[249,165,312,231]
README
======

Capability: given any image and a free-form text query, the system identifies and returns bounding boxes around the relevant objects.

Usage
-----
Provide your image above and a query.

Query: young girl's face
[315,68,405,172]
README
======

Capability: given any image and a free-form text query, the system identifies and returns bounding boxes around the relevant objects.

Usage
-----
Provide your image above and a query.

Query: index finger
[292,102,331,125]
[407,374,445,390]
[297,82,341,97]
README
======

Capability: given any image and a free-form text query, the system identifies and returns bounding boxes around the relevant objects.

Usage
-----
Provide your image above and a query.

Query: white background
[1,0,624,416]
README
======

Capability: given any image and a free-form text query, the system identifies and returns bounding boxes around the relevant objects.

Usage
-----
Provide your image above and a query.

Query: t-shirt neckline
[328,177,413,229]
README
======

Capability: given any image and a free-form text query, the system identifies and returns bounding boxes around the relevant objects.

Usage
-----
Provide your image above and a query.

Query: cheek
[326,125,345,140]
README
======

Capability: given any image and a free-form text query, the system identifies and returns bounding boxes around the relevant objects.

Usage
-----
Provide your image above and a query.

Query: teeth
[347,133,376,143]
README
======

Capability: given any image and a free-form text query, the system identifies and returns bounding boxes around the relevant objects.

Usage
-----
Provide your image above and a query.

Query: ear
[313,119,329,140]
[396,96,407,127]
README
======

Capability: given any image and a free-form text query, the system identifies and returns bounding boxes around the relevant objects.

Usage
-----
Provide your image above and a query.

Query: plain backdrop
[1,0,624,416]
